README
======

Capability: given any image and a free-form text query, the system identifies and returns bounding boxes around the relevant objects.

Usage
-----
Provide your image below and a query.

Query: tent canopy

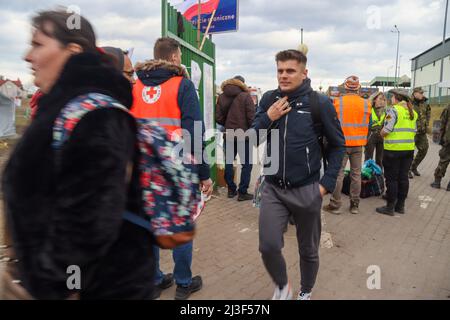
[0,92,16,138]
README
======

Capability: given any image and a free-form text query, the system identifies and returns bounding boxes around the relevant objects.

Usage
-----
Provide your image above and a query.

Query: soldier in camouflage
[431,103,450,191]
[409,87,431,178]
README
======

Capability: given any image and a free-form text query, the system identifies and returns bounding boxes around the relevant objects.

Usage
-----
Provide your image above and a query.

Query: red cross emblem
[142,85,161,104]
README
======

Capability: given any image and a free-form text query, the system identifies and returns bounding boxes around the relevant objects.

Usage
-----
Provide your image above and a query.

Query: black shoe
[152,273,174,299]
[411,168,421,177]
[175,275,203,300]
[447,182,450,192]
[228,189,237,198]
[395,201,405,214]
[237,192,253,201]
[430,179,441,189]
[376,202,395,216]
[408,171,414,179]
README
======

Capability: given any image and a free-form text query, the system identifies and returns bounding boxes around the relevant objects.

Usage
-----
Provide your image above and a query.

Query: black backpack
[268,90,328,170]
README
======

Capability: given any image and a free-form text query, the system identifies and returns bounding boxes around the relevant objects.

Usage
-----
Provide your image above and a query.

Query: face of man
[170,48,182,67]
[123,55,135,85]
[277,59,308,93]
[413,91,424,101]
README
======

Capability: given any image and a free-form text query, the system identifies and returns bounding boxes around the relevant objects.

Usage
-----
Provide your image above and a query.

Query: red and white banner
[173,0,220,22]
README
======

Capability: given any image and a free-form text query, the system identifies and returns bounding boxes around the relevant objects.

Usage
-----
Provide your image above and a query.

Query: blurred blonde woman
[365,91,387,168]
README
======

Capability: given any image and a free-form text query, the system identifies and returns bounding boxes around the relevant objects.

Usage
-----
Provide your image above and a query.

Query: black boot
[411,168,421,177]
[376,202,395,216]
[447,181,450,192]
[395,200,405,214]
[430,178,441,189]
[228,188,237,198]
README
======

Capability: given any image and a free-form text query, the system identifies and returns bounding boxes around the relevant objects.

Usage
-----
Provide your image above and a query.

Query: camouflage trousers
[411,133,429,171]
[434,144,450,179]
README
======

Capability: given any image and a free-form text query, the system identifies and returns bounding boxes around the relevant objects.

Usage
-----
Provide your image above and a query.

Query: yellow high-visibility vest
[371,108,386,128]
[384,104,418,151]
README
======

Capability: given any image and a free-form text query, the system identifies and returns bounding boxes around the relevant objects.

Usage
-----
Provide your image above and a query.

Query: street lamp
[386,65,394,92]
[439,0,449,105]
[391,25,400,88]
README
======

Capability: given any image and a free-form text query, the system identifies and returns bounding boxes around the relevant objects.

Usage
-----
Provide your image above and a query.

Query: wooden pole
[200,9,216,51]
[197,0,201,48]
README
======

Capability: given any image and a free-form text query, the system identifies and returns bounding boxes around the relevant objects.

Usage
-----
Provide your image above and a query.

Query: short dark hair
[276,49,307,65]
[32,9,97,54]
[154,37,180,60]
[234,75,245,83]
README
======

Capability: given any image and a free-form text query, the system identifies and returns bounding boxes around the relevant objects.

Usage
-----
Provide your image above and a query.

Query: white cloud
[0,0,448,93]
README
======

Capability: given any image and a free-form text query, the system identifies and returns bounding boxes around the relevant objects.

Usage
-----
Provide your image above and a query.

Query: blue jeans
[224,137,253,194]
[153,241,193,287]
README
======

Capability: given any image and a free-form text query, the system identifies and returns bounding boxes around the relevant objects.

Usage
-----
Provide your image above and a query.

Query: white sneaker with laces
[297,291,312,300]
[272,283,292,300]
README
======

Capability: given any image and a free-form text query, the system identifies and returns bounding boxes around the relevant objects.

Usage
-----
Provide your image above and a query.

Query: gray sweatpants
[259,181,322,293]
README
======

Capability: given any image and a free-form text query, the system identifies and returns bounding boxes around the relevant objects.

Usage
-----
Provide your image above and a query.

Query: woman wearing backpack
[1,10,155,299]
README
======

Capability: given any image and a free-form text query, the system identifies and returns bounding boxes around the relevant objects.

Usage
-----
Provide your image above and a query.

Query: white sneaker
[272,283,292,300]
[297,291,312,300]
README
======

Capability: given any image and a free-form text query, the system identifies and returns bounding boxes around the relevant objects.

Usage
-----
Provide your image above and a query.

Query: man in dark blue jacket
[252,49,345,300]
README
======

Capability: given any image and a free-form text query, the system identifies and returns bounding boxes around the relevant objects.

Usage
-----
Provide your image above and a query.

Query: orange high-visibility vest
[333,94,371,147]
[131,77,183,140]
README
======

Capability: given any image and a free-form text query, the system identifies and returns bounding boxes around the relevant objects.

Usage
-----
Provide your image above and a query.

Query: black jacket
[1,53,155,299]
[252,79,345,193]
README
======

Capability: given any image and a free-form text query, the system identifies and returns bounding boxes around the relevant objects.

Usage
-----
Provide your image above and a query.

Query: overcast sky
[0,0,448,93]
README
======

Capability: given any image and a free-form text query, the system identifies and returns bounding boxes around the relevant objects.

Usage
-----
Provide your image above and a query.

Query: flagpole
[200,9,216,50]
[197,0,201,48]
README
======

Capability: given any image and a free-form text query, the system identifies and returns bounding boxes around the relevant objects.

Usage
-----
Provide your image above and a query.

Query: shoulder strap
[52,92,128,149]
[52,93,129,174]
[309,91,328,170]
[309,91,322,136]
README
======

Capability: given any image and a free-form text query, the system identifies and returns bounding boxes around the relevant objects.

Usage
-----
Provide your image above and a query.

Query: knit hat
[344,75,361,91]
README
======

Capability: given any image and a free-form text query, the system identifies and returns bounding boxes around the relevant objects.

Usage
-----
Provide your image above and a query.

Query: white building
[411,37,450,105]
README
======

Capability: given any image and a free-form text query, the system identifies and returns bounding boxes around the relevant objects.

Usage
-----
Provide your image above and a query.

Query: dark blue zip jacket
[252,78,345,193]
[136,62,210,181]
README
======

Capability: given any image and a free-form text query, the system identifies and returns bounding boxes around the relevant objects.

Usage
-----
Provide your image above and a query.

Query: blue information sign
[190,0,239,34]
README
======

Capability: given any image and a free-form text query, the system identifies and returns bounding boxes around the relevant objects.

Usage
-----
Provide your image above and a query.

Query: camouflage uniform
[434,105,450,183]
[410,97,431,172]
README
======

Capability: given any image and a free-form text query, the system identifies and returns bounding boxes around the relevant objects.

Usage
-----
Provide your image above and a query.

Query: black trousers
[383,150,414,203]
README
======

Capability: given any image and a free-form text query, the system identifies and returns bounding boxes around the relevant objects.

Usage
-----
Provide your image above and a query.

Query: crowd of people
[1,8,449,301]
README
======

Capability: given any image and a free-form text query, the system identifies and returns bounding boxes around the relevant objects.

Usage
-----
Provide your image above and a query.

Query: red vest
[131,77,183,140]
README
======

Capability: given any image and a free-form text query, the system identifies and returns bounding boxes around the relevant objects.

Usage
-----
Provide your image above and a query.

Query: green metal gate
[162,0,217,185]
